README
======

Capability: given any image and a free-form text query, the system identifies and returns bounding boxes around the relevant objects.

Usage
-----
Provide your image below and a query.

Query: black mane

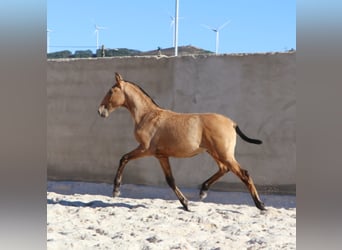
[127,81,160,108]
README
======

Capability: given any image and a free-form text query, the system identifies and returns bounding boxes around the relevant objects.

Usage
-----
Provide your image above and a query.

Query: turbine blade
[94,23,107,30]
[218,20,231,30]
[201,24,215,31]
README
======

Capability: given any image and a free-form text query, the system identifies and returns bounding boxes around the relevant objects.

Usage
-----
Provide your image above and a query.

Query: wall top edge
[47,51,295,62]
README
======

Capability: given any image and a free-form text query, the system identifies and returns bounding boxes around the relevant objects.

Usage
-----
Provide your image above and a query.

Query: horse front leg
[113,145,150,197]
[158,157,189,211]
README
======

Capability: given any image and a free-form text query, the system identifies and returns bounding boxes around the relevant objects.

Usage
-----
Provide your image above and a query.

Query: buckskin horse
[98,72,266,211]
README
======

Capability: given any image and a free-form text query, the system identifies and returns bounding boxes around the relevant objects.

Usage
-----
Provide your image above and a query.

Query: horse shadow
[47,198,147,209]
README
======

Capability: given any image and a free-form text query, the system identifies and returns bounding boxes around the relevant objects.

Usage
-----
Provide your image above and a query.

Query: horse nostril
[98,106,108,118]
[98,106,104,116]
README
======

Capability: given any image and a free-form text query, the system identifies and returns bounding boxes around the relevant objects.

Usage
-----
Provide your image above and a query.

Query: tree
[74,50,93,58]
[47,50,72,59]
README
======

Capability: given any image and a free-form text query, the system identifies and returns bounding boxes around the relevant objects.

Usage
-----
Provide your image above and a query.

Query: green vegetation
[48,50,73,59]
[74,50,93,58]
[47,46,213,59]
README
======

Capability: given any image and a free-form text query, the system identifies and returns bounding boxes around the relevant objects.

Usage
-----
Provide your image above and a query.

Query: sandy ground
[47,181,296,249]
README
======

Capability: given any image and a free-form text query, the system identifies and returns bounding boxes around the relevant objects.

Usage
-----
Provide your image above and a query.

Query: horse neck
[124,84,159,124]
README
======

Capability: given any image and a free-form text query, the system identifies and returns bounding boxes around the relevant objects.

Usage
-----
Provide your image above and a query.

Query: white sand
[47,181,296,249]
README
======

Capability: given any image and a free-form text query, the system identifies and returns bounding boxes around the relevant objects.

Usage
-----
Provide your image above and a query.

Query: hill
[140,45,213,56]
[47,46,213,59]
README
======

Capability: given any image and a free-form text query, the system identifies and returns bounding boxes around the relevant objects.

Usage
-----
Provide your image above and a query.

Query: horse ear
[115,72,123,88]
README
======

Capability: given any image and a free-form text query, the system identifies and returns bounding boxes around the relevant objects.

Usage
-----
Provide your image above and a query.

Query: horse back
[153,111,236,157]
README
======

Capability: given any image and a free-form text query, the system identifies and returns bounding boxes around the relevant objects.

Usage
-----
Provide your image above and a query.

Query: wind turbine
[174,0,179,56]
[169,15,184,47]
[170,16,176,47]
[202,20,231,54]
[47,28,52,53]
[93,24,107,49]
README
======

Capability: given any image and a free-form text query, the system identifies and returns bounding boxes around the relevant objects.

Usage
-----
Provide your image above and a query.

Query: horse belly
[153,117,204,157]
[156,136,205,157]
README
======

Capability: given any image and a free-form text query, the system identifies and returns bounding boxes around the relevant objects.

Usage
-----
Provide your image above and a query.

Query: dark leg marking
[200,169,226,200]
[200,158,228,200]
[229,161,266,211]
[112,146,150,198]
[158,157,189,211]
[113,154,129,197]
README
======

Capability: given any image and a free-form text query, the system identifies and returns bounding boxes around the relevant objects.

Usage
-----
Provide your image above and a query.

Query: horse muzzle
[98,105,109,118]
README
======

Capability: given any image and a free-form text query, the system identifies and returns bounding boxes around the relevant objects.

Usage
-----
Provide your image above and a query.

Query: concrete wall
[47,52,295,193]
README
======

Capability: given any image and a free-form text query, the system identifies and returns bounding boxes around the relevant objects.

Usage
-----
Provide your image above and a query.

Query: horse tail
[235,125,262,145]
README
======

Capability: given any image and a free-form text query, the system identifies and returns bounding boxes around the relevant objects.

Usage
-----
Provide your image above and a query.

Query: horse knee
[229,163,250,183]
[119,155,129,166]
[240,169,251,182]
[241,169,249,177]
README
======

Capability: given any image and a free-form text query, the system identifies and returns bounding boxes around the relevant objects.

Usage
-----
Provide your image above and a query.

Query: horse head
[98,72,126,118]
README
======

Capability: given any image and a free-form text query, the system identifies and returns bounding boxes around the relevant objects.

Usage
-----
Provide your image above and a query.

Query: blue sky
[47,0,296,54]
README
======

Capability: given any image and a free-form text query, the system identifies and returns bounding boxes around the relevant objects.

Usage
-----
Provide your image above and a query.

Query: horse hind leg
[200,159,229,200]
[227,159,266,210]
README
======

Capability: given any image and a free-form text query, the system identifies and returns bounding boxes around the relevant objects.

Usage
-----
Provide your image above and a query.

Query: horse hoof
[182,204,190,212]
[257,201,266,211]
[182,200,190,211]
[113,190,120,197]
[199,191,207,201]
